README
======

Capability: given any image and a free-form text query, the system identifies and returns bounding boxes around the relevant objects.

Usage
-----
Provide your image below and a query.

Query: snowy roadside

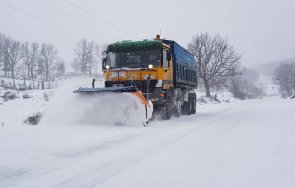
[1,95,294,188]
[0,77,239,128]
[0,88,51,127]
[0,77,153,128]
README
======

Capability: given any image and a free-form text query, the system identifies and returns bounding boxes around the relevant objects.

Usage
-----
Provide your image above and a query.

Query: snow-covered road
[1,96,295,188]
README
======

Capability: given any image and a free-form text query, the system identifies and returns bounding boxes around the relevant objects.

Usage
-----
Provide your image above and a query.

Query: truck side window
[163,50,168,68]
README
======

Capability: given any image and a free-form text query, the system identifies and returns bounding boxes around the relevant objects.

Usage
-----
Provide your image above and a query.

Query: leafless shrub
[2,91,17,101]
[24,112,42,125]
[22,92,32,99]
[43,92,49,101]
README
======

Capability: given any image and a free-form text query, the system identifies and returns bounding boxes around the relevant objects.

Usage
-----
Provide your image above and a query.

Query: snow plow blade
[73,86,152,125]
[73,86,148,106]
[73,86,139,94]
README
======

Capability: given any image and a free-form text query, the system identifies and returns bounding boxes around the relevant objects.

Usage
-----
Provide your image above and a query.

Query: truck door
[162,49,173,89]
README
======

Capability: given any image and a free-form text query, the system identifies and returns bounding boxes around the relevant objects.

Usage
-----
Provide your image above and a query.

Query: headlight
[105,65,110,70]
[148,64,153,69]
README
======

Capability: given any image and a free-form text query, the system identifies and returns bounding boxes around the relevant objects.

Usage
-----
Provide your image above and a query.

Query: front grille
[105,80,158,93]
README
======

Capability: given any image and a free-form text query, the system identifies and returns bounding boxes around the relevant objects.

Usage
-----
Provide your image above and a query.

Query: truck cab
[102,36,198,119]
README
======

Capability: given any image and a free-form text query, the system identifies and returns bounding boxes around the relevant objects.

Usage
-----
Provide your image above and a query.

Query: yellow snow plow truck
[74,35,198,121]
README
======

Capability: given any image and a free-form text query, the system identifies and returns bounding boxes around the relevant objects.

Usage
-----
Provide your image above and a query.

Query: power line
[33,0,115,38]
[63,0,139,39]
[90,0,141,34]
[0,1,79,34]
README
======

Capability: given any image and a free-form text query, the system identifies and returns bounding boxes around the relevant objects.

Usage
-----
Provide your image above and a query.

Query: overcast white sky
[0,0,294,68]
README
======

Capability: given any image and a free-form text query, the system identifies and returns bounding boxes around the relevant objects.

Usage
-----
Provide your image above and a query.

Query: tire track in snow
[2,100,255,188]
[52,100,255,188]
[0,133,141,188]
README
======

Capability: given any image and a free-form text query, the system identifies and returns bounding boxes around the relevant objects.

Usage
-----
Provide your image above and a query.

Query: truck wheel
[181,101,189,115]
[188,98,193,115]
[188,93,196,114]
[161,90,173,120]
[173,99,181,117]
[161,101,172,120]
[189,97,196,114]
[192,97,196,114]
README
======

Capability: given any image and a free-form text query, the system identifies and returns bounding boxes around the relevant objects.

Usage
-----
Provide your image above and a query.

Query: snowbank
[0,89,50,127]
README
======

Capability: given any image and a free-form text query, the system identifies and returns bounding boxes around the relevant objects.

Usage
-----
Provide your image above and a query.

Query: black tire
[188,93,197,114]
[161,90,173,120]
[161,101,172,120]
[192,97,196,114]
[181,99,189,115]
[173,98,181,117]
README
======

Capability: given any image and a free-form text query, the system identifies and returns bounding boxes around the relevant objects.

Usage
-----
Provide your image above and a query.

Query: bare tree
[228,63,243,98]
[0,33,4,72]
[22,42,31,79]
[6,39,23,87]
[188,33,241,97]
[87,41,95,74]
[16,62,28,81]
[40,43,58,81]
[72,38,96,75]
[55,58,66,77]
[1,32,64,90]
[0,35,12,77]
[29,42,39,86]
[273,63,295,97]
[22,42,39,82]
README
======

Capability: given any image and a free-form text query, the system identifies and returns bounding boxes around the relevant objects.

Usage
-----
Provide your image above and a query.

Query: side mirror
[102,51,108,59]
[102,51,108,70]
[102,59,106,70]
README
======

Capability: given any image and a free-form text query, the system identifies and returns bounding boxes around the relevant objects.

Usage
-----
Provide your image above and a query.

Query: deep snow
[1,78,295,188]
[41,78,152,127]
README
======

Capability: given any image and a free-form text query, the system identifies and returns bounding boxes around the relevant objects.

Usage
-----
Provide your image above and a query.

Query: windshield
[106,50,161,68]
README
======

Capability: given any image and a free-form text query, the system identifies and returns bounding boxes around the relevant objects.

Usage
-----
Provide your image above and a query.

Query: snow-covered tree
[273,63,295,97]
